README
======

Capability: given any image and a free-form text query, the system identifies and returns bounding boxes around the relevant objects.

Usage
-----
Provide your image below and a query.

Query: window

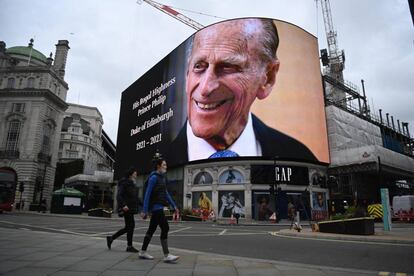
[41,124,52,155]
[59,142,63,149]
[5,121,21,151]
[7,78,15,88]
[82,145,87,153]
[70,144,77,150]
[27,77,35,88]
[12,103,25,113]
[72,126,80,133]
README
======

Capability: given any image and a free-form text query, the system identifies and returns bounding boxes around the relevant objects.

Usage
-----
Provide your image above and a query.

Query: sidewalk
[0,227,387,276]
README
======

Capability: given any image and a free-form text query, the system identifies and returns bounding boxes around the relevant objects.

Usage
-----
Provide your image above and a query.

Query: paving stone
[148,268,193,276]
[110,258,156,271]
[32,256,86,268]
[50,271,99,276]
[0,260,32,274]
[4,266,59,276]
[64,259,120,272]
[101,270,148,276]
[237,268,284,276]
[193,265,238,276]
[14,251,63,261]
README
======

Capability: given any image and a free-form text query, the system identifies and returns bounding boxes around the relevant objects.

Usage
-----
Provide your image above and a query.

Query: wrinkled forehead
[192,19,263,53]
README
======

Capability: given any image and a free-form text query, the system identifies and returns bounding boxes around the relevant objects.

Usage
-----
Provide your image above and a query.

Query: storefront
[183,159,328,221]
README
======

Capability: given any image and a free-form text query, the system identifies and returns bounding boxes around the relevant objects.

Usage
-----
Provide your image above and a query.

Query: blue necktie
[209,150,239,159]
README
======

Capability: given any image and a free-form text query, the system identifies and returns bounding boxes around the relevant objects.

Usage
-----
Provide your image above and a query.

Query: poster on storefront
[311,192,328,221]
[218,169,244,184]
[192,191,213,211]
[218,191,245,218]
[193,172,213,185]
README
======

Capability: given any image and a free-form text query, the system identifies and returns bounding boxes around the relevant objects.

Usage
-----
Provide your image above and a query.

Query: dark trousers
[141,209,169,253]
[112,213,135,246]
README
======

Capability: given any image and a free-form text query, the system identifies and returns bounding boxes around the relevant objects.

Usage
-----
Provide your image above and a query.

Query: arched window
[7,78,15,88]
[27,77,35,88]
[5,120,21,152]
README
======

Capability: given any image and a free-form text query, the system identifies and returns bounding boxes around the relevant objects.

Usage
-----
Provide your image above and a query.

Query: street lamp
[18,181,24,210]
[38,166,47,212]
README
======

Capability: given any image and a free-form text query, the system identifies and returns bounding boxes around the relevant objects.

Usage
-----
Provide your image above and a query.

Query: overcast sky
[1,0,413,143]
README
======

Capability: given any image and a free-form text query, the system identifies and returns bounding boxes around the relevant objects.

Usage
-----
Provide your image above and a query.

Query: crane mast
[139,0,203,30]
[319,0,347,106]
[320,0,345,77]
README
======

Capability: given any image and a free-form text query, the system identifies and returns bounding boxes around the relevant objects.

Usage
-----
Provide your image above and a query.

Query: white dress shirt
[187,113,262,161]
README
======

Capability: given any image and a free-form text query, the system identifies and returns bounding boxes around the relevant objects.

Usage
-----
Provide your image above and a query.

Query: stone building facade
[58,103,108,174]
[0,39,70,210]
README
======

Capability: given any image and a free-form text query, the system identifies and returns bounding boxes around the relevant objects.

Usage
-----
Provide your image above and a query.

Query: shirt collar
[187,113,262,161]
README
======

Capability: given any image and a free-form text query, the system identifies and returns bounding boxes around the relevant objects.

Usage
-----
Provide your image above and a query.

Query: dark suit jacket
[165,114,317,164]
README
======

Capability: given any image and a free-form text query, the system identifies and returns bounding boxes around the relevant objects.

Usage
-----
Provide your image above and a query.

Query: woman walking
[106,167,139,252]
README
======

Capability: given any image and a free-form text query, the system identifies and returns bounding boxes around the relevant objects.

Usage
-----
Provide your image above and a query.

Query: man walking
[106,167,139,252]
[139,158,180,263]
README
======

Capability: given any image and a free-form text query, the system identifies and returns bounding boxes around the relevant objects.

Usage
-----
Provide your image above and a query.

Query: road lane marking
[219,229,227,235]
[169,227,192,234]
[272,231,414,246]
[0,220,89,236]
[378,272,389,276]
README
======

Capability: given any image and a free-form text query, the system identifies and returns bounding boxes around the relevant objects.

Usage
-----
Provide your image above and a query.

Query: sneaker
[106,236,112,250]
[126,246,139,253]
[138,251,154,260]
[163,254,179,263]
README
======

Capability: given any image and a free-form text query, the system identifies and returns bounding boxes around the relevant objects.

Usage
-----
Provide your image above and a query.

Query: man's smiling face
[186,19,275,150]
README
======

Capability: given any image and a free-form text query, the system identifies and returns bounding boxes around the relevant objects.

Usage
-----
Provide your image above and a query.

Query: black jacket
[117,177,139,214]
[165,114,317,164]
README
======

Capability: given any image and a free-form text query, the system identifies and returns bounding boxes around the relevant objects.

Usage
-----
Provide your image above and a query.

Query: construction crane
[320,0,345,75]
[319,0,370,115]
[137,0,203,30]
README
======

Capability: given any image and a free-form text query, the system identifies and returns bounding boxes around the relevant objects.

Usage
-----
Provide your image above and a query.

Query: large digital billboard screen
[115,18,329,177]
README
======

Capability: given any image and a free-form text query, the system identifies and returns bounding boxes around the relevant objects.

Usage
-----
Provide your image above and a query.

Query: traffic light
[19,182,25,193]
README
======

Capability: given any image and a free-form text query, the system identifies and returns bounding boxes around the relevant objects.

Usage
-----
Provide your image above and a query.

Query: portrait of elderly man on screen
[170,18,317,163]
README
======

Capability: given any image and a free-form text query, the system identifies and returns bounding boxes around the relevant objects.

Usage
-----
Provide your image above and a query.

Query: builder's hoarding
[115,18,329,177]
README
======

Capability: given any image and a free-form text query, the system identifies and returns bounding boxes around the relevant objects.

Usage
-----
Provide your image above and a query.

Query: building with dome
[0,39,70,210]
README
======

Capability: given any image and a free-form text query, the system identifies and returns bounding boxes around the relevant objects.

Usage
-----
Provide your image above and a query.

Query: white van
[392,195,414,216]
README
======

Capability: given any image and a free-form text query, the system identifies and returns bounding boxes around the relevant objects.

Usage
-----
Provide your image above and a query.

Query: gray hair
[186,18,279,66]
